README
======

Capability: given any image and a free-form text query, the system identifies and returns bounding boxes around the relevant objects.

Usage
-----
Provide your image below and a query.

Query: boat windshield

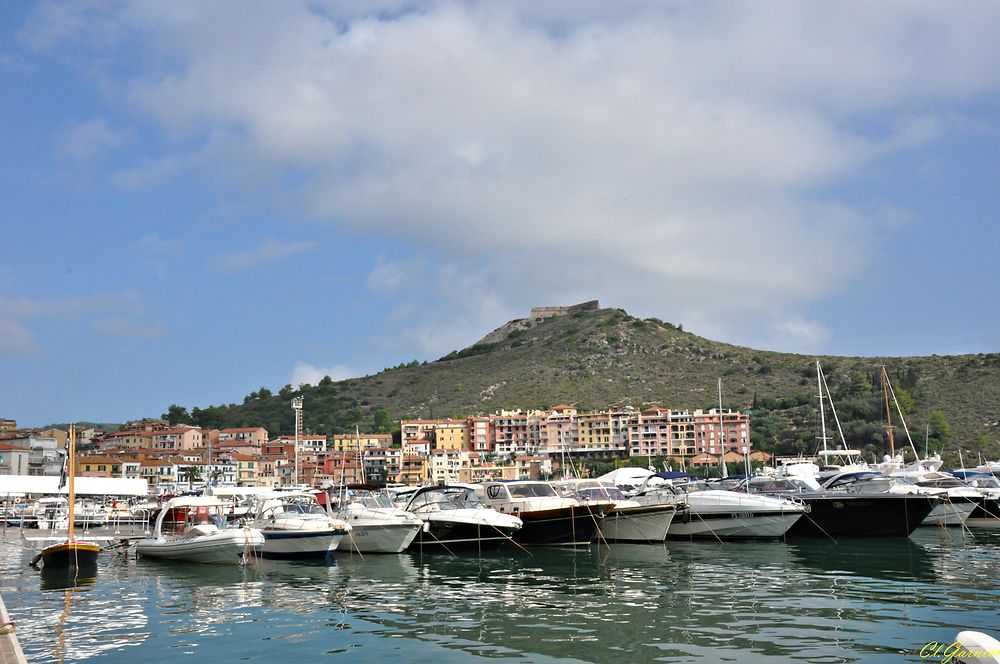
[279,500,327,515]
[508,483,558,499]
[408,488,478,512]
[357,492,396,509]
[746,477,816,493]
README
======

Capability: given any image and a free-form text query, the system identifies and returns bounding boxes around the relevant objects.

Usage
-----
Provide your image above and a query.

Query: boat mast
[356,424,365,484]
[883,368,920,460]
[67,424,76,541]
[881,367,895,457]
[816,361,830,452]
[718,378,728,478]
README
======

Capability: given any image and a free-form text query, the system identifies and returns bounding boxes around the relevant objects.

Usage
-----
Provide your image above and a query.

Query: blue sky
[3,1,1000,427]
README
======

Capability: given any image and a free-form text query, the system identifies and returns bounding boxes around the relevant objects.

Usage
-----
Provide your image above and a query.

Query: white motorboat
[136,496,264,564]
[333,490,423,554]
[553,479,678,543]
[636,479,807,540]
[252,492,350,559]
[33,497,69,530]
[392,485,523,551]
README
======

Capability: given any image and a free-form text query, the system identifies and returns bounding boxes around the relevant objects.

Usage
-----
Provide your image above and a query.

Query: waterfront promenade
[0,592,27,664]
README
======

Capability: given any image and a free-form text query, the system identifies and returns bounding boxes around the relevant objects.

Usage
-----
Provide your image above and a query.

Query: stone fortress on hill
[529,300,600,319]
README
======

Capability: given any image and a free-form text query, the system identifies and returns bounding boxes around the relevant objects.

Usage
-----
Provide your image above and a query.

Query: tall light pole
[292,396,303,487]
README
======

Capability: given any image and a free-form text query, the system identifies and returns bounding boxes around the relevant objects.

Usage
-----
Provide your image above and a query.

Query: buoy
[953,631,1000,664]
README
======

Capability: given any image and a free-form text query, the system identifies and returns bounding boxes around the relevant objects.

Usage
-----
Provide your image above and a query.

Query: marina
[2,526,1000,662]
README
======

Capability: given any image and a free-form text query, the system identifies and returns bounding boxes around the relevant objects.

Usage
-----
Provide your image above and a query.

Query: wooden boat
[37,425,101,570]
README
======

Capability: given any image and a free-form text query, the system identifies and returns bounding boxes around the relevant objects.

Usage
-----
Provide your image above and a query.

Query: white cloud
[0,290,144,319]
[291,361,357,387]
[91,317,168,341]
[21,2,1000,351]
[111,155,179,189]
[0,319,39,355]
[59,118,131,161]
[215,239,317,272]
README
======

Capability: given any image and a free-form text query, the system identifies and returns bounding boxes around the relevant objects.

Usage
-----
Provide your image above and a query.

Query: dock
[0,592,28,664]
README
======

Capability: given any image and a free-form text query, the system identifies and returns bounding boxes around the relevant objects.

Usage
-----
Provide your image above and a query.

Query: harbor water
[2,528,999,663]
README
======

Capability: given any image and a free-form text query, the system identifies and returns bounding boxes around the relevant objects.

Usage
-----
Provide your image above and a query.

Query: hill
[162,306,1000,466]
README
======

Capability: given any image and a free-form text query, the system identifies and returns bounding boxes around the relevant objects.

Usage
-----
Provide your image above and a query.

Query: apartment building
[219,427,268,448]
[152,426,204,452]
[329,433,393,453]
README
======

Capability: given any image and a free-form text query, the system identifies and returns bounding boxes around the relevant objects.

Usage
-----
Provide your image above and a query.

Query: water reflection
[3,531,1000,663]
[40,565,97,591]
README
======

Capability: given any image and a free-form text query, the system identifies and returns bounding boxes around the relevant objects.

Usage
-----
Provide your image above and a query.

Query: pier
[0,592,27,664]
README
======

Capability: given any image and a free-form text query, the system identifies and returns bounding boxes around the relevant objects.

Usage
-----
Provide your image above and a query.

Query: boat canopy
[0,475,149,497]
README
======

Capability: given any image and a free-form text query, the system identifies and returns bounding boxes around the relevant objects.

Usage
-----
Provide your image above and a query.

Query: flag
[57,440,69,490]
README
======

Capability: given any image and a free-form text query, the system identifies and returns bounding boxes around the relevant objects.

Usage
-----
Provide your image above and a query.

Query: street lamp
[292,396,304,487]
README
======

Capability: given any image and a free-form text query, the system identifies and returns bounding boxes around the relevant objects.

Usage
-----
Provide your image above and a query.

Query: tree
[258,387,272,399]
[846,370,873,396]
[319,375,334,386]
[279,384,294,399]
[163,404,192,425]
[178,465,202,490]
[891,381,916,415]
[927,411,952,453]
[373,408,392,433]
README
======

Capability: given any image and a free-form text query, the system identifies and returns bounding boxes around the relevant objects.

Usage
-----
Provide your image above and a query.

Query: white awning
[0,475,149,496]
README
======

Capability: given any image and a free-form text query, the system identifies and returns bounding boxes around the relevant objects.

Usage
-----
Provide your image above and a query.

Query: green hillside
[162,307,1000,467]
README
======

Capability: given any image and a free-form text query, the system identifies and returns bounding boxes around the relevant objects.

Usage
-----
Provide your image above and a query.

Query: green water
[2,528,998,663]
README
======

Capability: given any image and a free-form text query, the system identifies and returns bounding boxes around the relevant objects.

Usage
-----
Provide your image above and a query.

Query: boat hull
[785,494,937,538]
[601,505,676,543]
[261,529,347,559]
[668,510,802,539]
[408,519,519,552]
[965,497,1000,530]
[340,521,421,554]
[40,541,101,568]
[137,529,264,564]
[514,505,604,547]
[919,498,977,527]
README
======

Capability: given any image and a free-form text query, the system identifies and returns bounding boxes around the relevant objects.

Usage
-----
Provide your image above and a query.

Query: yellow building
[396,455,428,485]
[77,456,124,478]
[433,423,468,450]
[233,453,259,486]
[330,433,393,453]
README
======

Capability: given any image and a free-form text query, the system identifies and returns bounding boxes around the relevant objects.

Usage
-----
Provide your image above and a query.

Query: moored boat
[37,425,101,570]
[553,479,679,543]
[476,480,609,547]
[332,489,424,554]
[746,474,939,538]
[136,496,264,564]
[393,485,522,552]
[252,491,350,559]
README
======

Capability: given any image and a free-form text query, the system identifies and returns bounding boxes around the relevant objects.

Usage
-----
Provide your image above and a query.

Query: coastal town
[0,405,768,492]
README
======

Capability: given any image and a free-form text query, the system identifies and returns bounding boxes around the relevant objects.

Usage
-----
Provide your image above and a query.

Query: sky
[3,1,1000,427]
